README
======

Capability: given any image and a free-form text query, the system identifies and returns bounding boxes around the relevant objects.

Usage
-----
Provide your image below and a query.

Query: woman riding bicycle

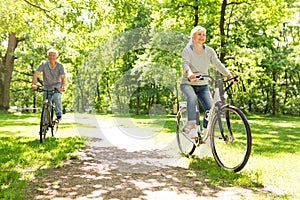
[180,26,234,138]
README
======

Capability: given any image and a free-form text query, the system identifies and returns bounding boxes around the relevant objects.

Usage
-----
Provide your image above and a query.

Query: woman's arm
[208,47,230,76]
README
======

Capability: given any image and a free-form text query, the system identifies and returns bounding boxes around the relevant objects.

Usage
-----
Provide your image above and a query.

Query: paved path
[30,113,280,200]
[67,113,214,171]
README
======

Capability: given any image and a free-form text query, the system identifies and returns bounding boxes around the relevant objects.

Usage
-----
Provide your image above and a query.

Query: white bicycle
[176,74,252,172]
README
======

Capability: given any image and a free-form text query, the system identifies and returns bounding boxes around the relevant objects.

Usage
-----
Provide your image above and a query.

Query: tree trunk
[193,0,199,26]
[219,0,227,63]
[0,33,19,111]
[135,81,141,115]
[272,71,277,115]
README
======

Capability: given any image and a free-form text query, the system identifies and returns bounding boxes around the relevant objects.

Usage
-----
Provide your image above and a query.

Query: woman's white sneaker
[189,128,198,138]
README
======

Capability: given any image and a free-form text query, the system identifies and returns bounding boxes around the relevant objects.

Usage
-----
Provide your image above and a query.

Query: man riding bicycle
[31,48,66,120]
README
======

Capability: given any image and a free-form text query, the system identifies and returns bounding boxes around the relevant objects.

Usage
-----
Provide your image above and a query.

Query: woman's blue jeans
[43,92,62,118]
[180,84,213,128]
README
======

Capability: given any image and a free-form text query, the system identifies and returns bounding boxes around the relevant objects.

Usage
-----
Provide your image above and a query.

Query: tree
[3,0,300,116]
[0,33,25,110]
[0,0,65,110]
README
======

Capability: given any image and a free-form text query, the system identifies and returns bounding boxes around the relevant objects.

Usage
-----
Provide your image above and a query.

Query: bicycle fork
[224,107,235,142]
[216,105,235,143]
[211,87,233,143]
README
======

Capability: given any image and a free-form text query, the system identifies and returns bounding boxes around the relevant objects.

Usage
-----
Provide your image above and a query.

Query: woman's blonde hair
[186,26,206,48]
[190,26,206,39]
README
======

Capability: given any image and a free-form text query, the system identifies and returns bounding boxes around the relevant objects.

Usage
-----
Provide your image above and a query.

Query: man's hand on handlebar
[57,87,65,93]
[31,85,65,93]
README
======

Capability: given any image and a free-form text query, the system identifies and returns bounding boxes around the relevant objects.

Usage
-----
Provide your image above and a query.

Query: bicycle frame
[191,75,237,141]
[37,87,58,142]
[177,75,237,146]
[40,89,56,123]
[42,95,54,125]
[194,74,237,142]
[203,86,222,142]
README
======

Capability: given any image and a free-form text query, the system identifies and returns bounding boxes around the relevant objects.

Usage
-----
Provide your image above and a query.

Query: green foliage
[0,0,299,116]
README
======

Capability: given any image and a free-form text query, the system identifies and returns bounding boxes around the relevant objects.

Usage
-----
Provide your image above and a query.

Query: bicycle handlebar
[194,74,238,92]
[194,74,238,83]
[36,87,58,93]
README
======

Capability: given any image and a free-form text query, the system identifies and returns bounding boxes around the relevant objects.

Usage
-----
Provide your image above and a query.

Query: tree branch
[23,0,49,12]
[13,69,33,77]
[22,0,64,28]
[227,1,249,6]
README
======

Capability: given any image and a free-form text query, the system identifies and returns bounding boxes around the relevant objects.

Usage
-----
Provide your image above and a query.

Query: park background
[0,0,300,199]
[0,0,299,115]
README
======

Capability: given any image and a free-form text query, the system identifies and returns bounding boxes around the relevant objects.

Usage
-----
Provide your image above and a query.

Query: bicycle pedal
[196,135,206,144]
[199,140,206,145]
[192,137,201,146]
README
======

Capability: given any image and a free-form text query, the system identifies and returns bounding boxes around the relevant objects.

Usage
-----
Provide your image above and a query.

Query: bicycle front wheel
[51,120,59,137]
[40,106,50,143]
[50,107,58,137]
[210,105,251,172]
[176,107,196,155]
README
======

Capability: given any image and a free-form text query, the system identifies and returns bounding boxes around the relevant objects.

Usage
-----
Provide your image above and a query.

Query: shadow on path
[29,145,274,200]
[28,114,285,199]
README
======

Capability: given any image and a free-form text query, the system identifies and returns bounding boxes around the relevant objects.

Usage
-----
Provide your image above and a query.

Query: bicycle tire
[176,107,196,155]
[39,105,50,143]
[50,107,57,137]
[51,120,59,137]
[210,105,252,172]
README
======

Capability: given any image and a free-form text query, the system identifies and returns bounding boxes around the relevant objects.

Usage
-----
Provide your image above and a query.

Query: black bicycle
[176,74,252,172]
[36,87,59,143]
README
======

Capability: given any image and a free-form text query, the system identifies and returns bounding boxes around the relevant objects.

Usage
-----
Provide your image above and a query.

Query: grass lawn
[0,111,87,199]
[246,114,300,198]
[1,111,300,199]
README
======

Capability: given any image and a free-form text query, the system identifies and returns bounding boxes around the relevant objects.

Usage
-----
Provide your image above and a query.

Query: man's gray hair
[47,48,59,56]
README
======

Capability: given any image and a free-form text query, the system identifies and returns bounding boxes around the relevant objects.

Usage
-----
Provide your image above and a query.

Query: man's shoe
[56,116,62,121]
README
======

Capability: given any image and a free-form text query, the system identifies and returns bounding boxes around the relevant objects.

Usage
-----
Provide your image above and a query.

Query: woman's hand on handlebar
[227,74,238,83]
[188,74,197,82]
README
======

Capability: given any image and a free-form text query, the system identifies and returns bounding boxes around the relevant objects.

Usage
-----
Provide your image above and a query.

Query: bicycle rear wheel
[176,107,196,155]
[40,106,50,143]
[210,105,251,172]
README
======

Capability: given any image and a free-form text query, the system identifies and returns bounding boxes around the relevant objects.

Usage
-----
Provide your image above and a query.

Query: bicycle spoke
[51,119,59,137]
[176,107,196,155]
